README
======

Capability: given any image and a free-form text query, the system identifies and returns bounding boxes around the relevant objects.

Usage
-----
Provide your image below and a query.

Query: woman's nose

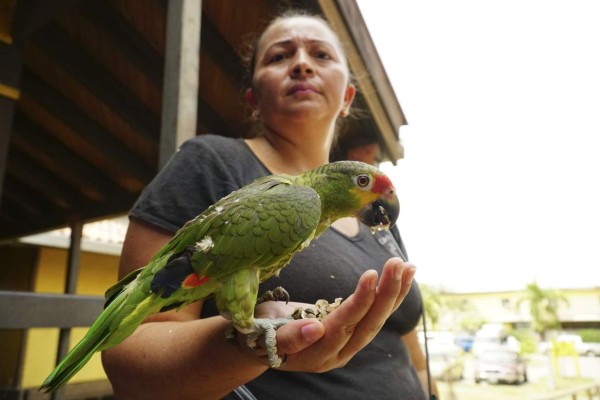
[290,50,314,78]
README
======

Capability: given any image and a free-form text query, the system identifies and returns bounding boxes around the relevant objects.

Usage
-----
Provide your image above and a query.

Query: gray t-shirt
[130,134,425,400]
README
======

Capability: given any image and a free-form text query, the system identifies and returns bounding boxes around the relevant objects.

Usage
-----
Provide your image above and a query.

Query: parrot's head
[311,161,400,233]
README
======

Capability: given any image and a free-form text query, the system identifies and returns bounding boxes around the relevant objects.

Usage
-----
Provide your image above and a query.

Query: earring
[251,109,261,120]
[339,108,349,118]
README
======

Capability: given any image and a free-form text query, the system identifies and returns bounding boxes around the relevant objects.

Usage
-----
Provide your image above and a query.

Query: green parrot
[41,160,399,392]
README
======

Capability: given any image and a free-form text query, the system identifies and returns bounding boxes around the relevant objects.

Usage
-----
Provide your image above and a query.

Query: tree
[517,281,569,340]
[419,283,443,330]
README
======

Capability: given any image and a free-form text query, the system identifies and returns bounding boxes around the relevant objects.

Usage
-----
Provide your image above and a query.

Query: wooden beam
[0,191,137,241]
[1,173,53,219]
[7,147,80,210]
[12,115,125,200]
[200,14,242,84]
[0,291,104,329]
[20,68,154,184]
[0,0,17,44]
[160,0,201,168]
[196,95,236,137]
[0,97,14,207]
[10,0,82,44]
[78,1,164,85]
[0,41,22,207]
[29,23,160,143]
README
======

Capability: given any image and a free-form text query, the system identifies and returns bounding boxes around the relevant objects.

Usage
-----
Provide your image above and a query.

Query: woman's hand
[238,257,416,372]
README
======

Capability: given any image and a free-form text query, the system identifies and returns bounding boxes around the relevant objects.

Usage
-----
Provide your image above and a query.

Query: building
[436,288,600,333]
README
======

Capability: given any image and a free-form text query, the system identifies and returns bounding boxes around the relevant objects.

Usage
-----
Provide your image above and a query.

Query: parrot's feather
[104,266,143,307]
[41,282,164,392]
[151,247,197,298]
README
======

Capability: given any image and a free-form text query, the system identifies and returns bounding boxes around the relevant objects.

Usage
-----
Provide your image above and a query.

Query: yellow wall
[21,247,119,388]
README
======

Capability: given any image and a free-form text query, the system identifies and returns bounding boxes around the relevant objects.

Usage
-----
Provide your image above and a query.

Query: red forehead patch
[372,174,393,194]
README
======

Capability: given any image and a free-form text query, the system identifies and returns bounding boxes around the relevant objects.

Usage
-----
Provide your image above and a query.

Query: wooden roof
[0,0,406,241]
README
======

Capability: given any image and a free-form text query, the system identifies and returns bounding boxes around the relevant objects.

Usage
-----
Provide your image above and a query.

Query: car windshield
[479,351,517,362]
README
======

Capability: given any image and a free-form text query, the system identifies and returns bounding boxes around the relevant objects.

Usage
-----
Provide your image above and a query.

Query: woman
[102,11,435,400]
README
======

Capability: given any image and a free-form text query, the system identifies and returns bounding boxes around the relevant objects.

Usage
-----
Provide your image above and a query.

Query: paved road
[460,353,600,383]
[437,354,600,400]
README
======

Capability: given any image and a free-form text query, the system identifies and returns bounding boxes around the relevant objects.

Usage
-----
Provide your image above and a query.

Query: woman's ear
[338,84,356,117]
[342,84,357,114]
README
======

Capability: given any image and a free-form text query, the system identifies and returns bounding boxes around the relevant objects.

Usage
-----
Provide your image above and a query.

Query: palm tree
[517,281,569,340]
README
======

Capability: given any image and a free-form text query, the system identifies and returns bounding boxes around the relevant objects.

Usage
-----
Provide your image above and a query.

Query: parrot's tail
[40,283,163,392]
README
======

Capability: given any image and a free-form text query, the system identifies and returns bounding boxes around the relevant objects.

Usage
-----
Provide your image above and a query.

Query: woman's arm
[402,328,440,399]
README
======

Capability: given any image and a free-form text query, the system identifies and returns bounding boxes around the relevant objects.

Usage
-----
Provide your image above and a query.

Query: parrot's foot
[256,286,290,304]
[246,317,294,368]
[291,297,343,321]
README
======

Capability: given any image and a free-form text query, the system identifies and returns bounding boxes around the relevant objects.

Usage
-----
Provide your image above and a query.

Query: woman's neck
[245,125,334,175]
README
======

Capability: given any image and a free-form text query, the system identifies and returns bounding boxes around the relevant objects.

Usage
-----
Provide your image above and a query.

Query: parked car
[472,324,520,356]
[428,350,464,381]
[455,334,474,353]
[539,334,600,357]
[474,347,528,384]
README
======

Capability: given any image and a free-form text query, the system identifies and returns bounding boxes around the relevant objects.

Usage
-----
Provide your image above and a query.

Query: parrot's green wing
[198,180,322,278]
[147,175,322,309]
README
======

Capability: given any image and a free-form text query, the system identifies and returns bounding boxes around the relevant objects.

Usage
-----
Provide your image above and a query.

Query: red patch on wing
[182,273,210,289]
[372,174,394,194]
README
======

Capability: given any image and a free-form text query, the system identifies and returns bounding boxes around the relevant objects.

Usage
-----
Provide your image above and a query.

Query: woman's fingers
[243,259,416,372]
[340,258,415,359]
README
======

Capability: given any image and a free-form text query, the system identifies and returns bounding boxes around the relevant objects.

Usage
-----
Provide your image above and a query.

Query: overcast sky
[357,0,600,292]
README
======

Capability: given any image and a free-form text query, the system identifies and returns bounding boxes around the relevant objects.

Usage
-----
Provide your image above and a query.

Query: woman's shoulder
[182,134,247,156]
[179,134,268,184]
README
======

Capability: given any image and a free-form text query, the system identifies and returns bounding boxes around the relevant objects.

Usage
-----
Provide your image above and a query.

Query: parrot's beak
[356,191,400,233]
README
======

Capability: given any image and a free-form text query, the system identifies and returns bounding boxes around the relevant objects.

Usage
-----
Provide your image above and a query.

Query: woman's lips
[288,83,318,94]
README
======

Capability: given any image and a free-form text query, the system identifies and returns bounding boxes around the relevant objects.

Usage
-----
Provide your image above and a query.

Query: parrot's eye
[355,174,371,189]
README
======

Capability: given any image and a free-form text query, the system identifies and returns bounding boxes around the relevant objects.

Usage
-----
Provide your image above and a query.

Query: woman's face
[248,16,355,128]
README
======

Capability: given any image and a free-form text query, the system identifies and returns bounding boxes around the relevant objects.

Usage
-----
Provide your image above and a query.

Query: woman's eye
[316,52,331,60]
[269,53,285,63]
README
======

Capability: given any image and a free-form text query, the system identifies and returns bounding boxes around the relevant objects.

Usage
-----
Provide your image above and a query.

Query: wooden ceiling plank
[12,115,125,199]
[1,188,137,240]
[10,0,82,43]
[20,68,154,183]
[7,149,80,210]
[196,96,237,137]
[78,0,163,85]
[2,188,44,220]
[200,14,243,85]
[2,174,54,218]
[107,0,167,58]
[29,23,160,143]
[202,0,274,56]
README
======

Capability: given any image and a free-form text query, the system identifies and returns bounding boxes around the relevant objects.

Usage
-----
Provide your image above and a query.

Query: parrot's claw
[247,317,294,368]
[257,286,290,304]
